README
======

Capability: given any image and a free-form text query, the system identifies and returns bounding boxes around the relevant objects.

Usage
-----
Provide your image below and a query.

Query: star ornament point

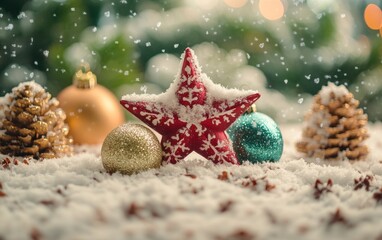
[121,47,260,164]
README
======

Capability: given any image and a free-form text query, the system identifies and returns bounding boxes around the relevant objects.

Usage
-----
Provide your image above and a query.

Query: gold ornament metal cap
[73,64,97,89]
[246,104,257,114]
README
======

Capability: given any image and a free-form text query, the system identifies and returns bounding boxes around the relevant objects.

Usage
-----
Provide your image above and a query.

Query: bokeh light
[186,0,218,10]
[307,0,333,14]
[259,0,284,21]
[224,0,247,9]
[364,4,382,30]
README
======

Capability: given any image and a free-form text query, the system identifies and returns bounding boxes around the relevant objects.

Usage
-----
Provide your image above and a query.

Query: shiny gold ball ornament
[101,123,162,175]
[57,66,125,145]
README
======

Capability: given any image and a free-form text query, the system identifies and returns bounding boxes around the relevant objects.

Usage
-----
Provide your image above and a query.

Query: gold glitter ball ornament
[101,123,162,175]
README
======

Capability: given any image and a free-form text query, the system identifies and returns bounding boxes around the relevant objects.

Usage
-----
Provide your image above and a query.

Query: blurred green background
[1,0,382,122]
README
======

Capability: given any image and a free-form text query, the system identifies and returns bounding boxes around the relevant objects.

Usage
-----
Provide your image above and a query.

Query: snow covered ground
[1,123,382,240]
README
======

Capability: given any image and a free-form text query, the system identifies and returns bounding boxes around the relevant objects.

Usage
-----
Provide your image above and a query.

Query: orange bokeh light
[259,0,284,21]
[364,4,382,30]
[224,0,247,8]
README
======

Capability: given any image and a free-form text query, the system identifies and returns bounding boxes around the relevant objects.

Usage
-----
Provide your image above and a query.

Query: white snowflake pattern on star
[200,134,231,163]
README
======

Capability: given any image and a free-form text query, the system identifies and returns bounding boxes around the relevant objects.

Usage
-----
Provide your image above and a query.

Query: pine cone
[296,83,368,161]
[0,81,73,159]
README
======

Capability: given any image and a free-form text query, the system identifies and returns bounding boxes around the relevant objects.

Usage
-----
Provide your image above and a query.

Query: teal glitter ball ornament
[227,107,283,163]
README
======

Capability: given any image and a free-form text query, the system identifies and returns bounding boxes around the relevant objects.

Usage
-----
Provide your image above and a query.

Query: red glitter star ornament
[120,48,260,164]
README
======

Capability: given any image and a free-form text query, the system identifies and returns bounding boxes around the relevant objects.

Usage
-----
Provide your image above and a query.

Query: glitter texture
[101,123,162,175]
[228,112,283,163]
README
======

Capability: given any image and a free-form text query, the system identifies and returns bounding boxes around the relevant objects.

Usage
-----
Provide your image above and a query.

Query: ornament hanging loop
[73,63,97,89]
